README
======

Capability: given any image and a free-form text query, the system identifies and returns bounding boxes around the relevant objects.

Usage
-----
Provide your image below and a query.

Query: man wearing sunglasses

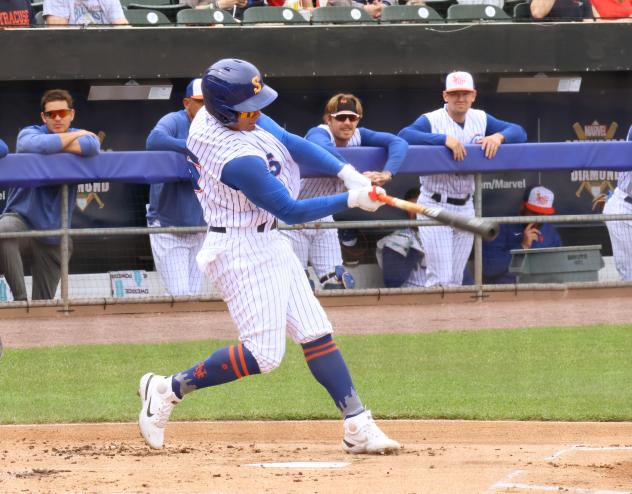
[282,93,408,290]
[145,79,207,297]
[137,59,400,456]
[0,89,100,301]
[398,71,527,288]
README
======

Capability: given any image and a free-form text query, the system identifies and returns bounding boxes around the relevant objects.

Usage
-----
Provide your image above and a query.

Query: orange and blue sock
[171,343,260,398]
[302,334,364,418]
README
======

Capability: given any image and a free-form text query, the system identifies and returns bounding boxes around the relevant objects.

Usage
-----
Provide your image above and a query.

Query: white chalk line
[488,445,632,493]
[545,445,632,461]
[493,482,630,494]
[243,461,350,469]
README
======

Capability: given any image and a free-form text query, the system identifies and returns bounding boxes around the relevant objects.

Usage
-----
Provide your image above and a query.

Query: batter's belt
[208,219,278,233]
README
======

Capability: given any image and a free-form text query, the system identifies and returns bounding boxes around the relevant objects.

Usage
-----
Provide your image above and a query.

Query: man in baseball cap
[145,78,207,297]
[483,185,561,284]
[444,71,476,93]
[185,78,204,102]
[398,71,527,287]
[523,185,555,215]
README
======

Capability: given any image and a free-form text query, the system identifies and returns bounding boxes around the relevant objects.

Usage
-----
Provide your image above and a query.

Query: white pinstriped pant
[604,188,632,281]
[280,215,343,280]
[418,192,474,287]
[196,228,333,373]
[148,220,206,296]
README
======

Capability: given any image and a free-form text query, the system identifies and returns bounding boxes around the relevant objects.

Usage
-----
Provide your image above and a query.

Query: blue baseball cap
[185,78,204,100]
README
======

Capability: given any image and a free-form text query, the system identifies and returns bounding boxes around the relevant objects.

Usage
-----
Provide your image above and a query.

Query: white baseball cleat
[138,373,180,449]
[342,410,401,454]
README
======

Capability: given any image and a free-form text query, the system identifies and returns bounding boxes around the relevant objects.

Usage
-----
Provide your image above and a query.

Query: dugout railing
[1,141,632,312]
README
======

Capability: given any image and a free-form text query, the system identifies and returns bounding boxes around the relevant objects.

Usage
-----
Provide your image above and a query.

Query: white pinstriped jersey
[298,124,361,199]
[421,106,487,197]
[616,172,632,196]
[618,127,632,196]
[187,108,301,228]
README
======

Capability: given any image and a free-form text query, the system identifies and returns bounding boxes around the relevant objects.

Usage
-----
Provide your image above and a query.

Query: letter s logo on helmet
[202,59,278,126]
[252,76,262,95]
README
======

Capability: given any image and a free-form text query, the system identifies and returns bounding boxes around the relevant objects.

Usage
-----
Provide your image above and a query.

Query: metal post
[474,173,483,290]
[60,184,70,313]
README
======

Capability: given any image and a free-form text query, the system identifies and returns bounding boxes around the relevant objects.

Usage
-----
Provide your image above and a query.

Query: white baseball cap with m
[445,71,475,93]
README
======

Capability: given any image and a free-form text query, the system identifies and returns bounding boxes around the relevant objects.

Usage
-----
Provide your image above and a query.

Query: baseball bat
[368,188,500,241]
[606,122,618,140]
[572,122,586,140]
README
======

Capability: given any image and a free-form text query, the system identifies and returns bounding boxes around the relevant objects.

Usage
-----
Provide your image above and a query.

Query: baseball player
[603,124,632,280]
[376,188,427,288]
[398,71,527,287]
[145,79,207,297]
[281,93,408,289]
[138,59,400,455]
[483,186,561,284]
[0,89,100,301]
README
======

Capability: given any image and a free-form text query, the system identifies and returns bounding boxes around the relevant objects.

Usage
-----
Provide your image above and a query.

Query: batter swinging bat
[368,187,500,241]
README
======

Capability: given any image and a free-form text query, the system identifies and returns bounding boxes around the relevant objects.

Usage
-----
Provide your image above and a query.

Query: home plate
[244,461,350,469]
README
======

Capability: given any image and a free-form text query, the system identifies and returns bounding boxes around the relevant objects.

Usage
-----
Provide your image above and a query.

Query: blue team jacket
[483,222,562,284]
[3,125,100,244]
[145,109,205,227]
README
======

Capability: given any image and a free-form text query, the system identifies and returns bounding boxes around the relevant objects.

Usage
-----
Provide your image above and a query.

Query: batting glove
[348,186,386,212]
[338,164,371,190]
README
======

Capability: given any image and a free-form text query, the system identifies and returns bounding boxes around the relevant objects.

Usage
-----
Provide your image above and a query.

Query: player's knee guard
[319,265,355,290]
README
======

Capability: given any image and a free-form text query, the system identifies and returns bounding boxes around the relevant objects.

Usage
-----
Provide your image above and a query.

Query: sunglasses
[43,109,72,119]
[331,114,359,123]
[236,111,260,120]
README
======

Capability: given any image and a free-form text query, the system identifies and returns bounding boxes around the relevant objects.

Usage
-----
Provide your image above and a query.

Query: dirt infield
[2,421,632,493]
[2,295,632,493]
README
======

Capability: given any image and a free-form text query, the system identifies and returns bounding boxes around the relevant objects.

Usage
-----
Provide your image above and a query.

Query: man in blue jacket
[146,78,207,296]
[0,89,100,301]
[483,185,561,284]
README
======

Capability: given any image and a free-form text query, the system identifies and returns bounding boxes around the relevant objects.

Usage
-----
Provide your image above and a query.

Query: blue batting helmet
[202,59,278,126]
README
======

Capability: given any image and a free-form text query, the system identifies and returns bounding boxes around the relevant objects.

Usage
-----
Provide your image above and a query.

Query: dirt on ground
[1,421,632,494]
[1,296,632,493]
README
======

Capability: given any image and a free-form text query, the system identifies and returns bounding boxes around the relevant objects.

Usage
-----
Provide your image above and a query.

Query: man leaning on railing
[0,89,100,301]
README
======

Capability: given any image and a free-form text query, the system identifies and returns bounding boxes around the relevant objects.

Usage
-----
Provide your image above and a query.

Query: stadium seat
[512,1,531,20]
[446,4,511,21]
[30,1,43,13]
[121,0,185,22]
[120,0,171,6]
[310,6,376,24]
[242,6,309,24]
[34,10,44,24]
[176,8,239,25]
[379,5,444,23]
[124,8,171,24]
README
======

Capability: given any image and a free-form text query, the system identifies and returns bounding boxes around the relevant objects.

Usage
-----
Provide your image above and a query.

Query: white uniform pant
[604,188,632,281]
[418,192,474,287]
[149,220,206,296]
[280,215,343,280]
[196,228,333,373]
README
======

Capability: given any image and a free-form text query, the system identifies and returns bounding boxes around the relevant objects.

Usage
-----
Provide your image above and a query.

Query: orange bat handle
[369,187,499,241]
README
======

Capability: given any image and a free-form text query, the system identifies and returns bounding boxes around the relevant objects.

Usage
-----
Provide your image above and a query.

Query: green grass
[1,324,631,424]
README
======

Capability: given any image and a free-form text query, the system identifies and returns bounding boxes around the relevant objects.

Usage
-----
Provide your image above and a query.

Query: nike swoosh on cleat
[343,439,356,448]
[144,374,154,399]
[146,397,154,418]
